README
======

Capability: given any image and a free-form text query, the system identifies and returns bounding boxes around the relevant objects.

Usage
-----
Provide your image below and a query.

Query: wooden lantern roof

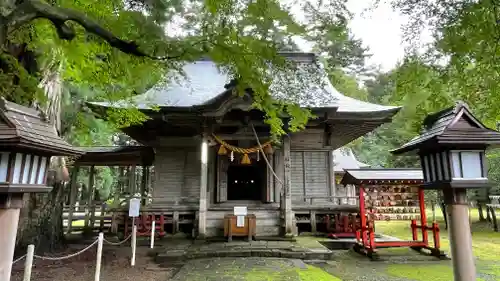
[392,101,500,155]
[0,99,83,156]
[340,168,424,185]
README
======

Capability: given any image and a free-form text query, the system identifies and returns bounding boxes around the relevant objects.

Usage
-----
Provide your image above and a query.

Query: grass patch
[243,264,342,281]
[310,207,500,280]
[387,264,453,281]
[295,236,330,249]
[373,208,500,280]
[296,265,342,281]
[387,264,488,281]
[72,220,85,227]
[375,208,500,262]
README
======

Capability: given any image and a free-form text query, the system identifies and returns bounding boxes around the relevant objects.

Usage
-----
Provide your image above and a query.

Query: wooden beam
[213,133,271,140]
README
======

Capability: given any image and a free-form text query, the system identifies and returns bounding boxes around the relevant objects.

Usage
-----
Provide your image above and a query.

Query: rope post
[23,245,34,281]
[94,233,103,281]
[150,220,155,249]
[131,224,137,266]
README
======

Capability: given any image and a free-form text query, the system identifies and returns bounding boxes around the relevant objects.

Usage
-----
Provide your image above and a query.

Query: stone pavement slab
[170,258,307,281]
[154,238,336,264]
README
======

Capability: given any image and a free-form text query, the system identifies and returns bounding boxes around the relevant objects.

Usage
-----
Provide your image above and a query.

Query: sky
[166,0,423,71]
[293,0,413,72]
[346,0,409,71]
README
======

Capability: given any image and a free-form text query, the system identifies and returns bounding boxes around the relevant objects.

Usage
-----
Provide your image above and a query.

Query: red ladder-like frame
[354,182,446,260]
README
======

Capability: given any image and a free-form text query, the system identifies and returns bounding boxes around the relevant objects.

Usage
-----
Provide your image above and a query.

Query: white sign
[234,206,247,216]
[234,206,247,228]
[129,198,141,217]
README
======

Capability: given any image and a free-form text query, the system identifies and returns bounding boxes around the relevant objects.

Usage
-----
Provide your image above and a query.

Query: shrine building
[89,52,400,237]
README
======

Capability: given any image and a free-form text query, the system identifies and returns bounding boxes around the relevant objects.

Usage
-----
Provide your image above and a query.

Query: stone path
[154,240,334,264]
[170,258,325,281]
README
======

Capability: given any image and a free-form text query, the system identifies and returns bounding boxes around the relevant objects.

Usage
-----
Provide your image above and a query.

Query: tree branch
[5,0,188,60]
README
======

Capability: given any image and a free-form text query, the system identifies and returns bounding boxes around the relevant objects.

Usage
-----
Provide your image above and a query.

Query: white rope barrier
[33,239,98,261]
[16,231,139,281]
[150,220,155,249]
[12,254,26,265]
[131,225,137,266]
[95,233,104,281]
[103,233,132,246]
[23,245,34,281]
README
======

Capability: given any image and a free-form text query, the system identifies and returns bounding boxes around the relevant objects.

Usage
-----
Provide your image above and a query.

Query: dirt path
[10,246,176,281]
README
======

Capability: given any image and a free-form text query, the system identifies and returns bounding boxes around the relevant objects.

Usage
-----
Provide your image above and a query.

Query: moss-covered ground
[310,207,500,281]
[171,258,342,281]
[172,208,500,281]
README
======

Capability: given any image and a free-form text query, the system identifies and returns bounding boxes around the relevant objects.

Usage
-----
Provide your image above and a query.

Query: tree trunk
[16,180,67,252]
[440,201,448,230]
[14,49,69,252]
[478,204,486,221]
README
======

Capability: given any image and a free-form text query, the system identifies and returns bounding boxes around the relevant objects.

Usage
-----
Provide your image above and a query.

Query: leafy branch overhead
[3,0,185,59]
[0,0,364,139]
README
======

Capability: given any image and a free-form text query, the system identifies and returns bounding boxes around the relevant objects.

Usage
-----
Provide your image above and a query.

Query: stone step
[155,248,334,264]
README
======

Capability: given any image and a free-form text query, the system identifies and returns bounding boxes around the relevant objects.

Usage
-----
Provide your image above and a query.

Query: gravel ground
[10,246,176,281]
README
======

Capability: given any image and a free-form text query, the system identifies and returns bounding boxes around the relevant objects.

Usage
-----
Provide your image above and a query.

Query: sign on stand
[128,197,140,267]
[129,198,141,217]
[234,206,247,228]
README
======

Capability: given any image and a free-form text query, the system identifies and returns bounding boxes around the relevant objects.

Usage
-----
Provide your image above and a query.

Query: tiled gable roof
[90,53,400,115]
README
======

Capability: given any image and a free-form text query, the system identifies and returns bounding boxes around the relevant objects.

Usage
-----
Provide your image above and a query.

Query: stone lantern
[392,101,500,281]
[0,99,83,281]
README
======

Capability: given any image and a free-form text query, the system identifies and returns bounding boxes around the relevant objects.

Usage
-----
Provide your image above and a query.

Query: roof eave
[18,139,84,156]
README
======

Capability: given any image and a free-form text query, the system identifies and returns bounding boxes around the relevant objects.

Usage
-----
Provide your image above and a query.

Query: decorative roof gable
[0,99,83,156]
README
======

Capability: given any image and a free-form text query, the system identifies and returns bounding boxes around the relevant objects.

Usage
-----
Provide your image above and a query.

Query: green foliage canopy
[0,0,366,140]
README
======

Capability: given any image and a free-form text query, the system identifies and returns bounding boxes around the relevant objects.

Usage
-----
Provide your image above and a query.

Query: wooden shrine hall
[86,52,402,238]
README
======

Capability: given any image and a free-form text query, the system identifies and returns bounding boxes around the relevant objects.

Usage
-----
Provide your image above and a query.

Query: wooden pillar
[141,166,148,205]
[198,136,209,238]
[328,151,336,203]
[84,166,96,230]
[66,165,80,234]
[129,165,137,194]
[283,136,293,235]
[444,188,476,281]
[302,152,307,202]
[266,152,275,203]
[274,152,282,203]
[217,157,228,202]
[0,194,23,281]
